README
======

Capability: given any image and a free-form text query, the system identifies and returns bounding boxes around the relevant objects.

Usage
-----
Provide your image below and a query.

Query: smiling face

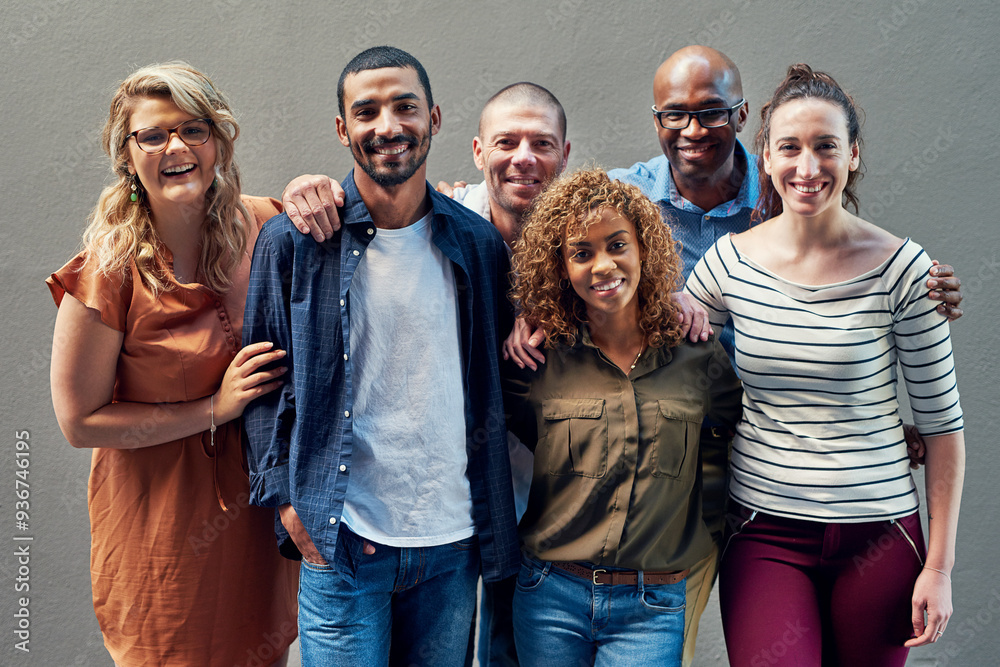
[126,96,217,218]
[562,208,642,326]
[474,102,569,220]
[336,66,440,188]
[763,98,860,220]
[653,57,747,194]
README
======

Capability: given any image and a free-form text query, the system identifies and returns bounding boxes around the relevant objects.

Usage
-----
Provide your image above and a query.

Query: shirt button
[339,464,347,472]
[367,228,374,235]
[344,410,350,417]
[329,517,337,525]
[353,250,360,256]
[704,215,710,220]
[340,299,346,307]
[343,353,349,361]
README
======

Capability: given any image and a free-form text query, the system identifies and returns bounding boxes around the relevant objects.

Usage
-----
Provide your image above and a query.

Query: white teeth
[376,146,407,155]
[509,179,536,185]
[794,183,824,193]
[593,278,623,292]
[163,164,195,174]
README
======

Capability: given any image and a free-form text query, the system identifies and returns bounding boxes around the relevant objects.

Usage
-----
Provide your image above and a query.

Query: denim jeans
[512,553,686,667]
[297,525,479,667]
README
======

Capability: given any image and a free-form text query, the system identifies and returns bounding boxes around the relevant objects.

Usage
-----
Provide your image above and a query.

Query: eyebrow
[775,134,842,142]
[351,92,420,110]
[492,129,558,141]
[568,229,629,247]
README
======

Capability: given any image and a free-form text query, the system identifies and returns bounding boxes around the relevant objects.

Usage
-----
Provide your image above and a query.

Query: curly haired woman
[504,167,742,666]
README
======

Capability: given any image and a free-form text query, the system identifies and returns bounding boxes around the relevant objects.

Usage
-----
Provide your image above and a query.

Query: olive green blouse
[504,326,742,571]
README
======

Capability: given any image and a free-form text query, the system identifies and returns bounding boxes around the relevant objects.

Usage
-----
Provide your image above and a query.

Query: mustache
[362,134,418,153]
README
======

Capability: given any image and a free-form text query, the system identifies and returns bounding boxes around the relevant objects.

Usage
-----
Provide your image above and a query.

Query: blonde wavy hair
[512,167,684,349]
[82,61,249,294]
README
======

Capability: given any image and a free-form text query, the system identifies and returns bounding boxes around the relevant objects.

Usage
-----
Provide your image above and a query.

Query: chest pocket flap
[651,401,702,479]
[542,398,608,478]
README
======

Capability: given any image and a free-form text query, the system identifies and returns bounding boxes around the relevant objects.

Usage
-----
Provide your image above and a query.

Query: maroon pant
[719,503,925,667]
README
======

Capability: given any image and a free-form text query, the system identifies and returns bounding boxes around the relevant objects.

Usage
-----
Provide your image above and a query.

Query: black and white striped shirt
[686,236,963,522]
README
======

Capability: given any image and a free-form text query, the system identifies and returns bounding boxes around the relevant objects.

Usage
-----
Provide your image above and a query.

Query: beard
[350,130,431,187]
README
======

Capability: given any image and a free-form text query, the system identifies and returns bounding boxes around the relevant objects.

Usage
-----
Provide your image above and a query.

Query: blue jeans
[512,554,686,667]
[297,525,479,667]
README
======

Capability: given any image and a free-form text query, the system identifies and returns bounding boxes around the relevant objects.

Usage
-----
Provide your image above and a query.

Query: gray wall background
[2,1,998,665]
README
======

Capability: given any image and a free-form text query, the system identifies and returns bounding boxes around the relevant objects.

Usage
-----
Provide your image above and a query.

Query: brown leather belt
[552,562,690,586]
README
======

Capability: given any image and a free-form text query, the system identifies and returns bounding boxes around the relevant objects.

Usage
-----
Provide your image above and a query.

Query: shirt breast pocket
[541,398,608,478]
[651,402,701,479]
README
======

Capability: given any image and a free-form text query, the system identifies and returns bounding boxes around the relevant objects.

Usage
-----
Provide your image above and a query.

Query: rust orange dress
[47,196,299,667]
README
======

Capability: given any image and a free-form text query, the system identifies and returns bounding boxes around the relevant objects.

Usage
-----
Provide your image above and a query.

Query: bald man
[603,46,755,666]
[451,82,570,667]
[451,82,570,246]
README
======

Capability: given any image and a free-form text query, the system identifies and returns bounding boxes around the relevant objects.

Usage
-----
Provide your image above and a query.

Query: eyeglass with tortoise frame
[651,100,746,130]
[126,118,214,154]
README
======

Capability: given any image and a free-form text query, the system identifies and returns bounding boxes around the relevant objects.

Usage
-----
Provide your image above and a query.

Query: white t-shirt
[342,212,475,546]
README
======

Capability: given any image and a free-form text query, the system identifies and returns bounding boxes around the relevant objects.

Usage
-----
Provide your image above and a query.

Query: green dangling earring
[130,178,138,202]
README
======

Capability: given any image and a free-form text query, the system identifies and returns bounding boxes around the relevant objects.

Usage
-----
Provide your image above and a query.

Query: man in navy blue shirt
[243,46,518,666]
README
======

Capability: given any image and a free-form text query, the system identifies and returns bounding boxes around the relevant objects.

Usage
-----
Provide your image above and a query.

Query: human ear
[473,136,485,171]
[429,105,441,136]
[735,101,749,133]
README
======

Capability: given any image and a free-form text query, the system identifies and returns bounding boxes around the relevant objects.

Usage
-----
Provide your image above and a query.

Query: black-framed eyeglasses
[127,118,214,154]
[651,100,746,130]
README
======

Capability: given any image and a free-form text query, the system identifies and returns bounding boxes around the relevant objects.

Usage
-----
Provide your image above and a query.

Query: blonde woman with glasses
[48,63,298,666]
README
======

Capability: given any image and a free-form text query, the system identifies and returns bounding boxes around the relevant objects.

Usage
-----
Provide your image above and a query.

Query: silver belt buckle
[592,568,607,585]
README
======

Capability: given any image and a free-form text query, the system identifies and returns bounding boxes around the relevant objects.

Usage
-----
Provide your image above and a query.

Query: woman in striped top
[685,64,965,667]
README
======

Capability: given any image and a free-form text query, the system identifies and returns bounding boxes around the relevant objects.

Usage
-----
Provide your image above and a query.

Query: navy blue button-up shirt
[242,172,519,582]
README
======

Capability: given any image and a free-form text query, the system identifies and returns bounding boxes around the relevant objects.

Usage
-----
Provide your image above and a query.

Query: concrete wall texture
[2,1,997,665]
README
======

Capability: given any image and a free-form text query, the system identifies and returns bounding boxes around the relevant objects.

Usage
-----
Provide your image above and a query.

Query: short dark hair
[753,63,865,222]
[480,82,567,142]
[337,46,433,119]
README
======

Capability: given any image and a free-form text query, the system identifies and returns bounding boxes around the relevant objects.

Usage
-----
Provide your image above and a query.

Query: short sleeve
[46,252,131,332]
